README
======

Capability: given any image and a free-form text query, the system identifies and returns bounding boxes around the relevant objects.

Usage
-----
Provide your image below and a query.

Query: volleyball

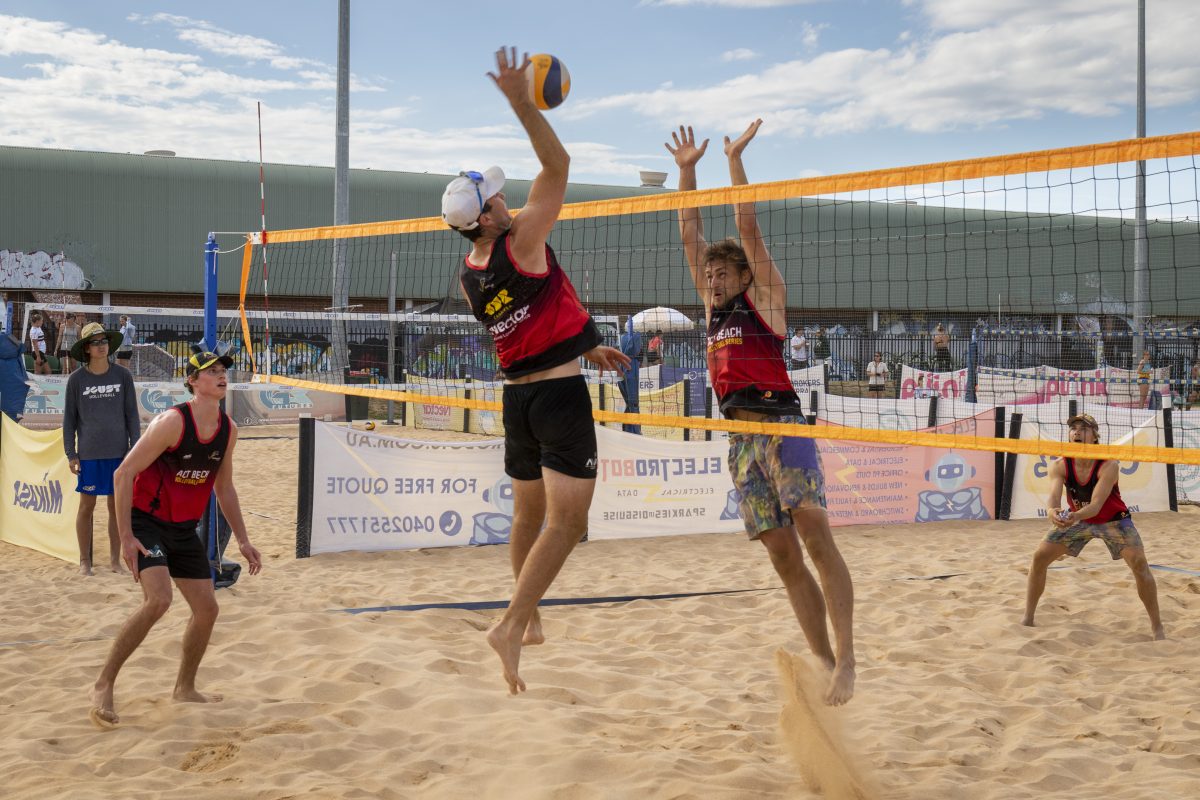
[363,421,376,431]
[526,54,571,110]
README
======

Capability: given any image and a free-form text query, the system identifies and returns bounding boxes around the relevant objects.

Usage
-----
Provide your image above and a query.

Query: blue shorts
[78,457,123,496]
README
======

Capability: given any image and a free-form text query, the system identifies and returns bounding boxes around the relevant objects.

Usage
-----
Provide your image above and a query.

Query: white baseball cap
[441,166,505,230]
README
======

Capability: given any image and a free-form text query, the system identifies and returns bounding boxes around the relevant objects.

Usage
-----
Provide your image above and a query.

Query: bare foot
[173,689,224,704]
[89,683,118,730]
[824,662,856,706]
[78,563,94,577]
[523,610,545,646]
[1152,625,1166,641]
[486,621,527,695]
[109,562,128,575]
[1021,616,1035,627]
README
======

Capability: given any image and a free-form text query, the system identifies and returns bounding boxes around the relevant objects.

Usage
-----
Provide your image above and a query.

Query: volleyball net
[233,131,1200,468]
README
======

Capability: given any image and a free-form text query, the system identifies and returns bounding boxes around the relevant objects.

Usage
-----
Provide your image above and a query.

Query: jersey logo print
[484,289,513,318]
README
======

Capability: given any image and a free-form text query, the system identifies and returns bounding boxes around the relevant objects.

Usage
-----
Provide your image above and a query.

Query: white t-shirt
[118,321,136,352]
[29,325,46,353]
[867,360,888,386]
[790,334,808,361]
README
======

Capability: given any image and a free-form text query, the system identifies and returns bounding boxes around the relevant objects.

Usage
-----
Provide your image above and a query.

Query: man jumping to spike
[442,47,630,694]
[667,121,856,705]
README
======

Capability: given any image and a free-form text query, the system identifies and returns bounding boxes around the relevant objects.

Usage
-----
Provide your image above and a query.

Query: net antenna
[257,100,273,378]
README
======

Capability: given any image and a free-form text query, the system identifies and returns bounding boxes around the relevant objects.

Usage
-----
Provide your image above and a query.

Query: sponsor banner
[305,411,1002,556]
[137,382,193,419]
[590,426,741,538]
[1008,413,1170,520]
[899,366,970,400]
[306,421,740,556]
[309,422,507,554]
[974,367,1045,405]
[22,375,68,426]
[228,383,347,425]
[788,365,827,399]
[818,411,997,526]
[0,415,80,562]
[406,376,467,432]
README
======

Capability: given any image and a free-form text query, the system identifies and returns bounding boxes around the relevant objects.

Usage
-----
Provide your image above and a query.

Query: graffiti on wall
[1,250,92,290]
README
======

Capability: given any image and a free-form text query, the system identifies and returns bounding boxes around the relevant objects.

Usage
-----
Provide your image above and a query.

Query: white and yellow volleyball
[526,54,571,110]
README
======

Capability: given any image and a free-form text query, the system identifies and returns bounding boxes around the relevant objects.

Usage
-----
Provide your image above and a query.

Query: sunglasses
[88,336,109,345]
[460,170,486,215]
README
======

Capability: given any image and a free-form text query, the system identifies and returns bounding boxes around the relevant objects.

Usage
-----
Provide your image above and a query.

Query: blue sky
[2,0,1198,194]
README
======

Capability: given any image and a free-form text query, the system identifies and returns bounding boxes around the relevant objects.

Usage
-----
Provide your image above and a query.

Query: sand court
[1,427,1198,799]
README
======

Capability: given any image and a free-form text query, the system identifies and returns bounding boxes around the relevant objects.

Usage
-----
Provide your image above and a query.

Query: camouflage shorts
[1044,516,1143,560]
[728,416,826,540]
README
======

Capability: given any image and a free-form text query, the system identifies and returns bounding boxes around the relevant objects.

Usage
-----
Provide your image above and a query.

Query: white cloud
[0,15,639,182]
[572,0,1200,138]
[799,21,827,49]
[721,48,759,62]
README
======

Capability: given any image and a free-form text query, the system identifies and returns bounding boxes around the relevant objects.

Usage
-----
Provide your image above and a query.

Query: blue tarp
[0,333,29,421]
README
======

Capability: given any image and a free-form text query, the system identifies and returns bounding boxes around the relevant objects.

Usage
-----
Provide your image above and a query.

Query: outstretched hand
[487,46,532,107]
[665,125,709,169]
[724,118,763,159]
[584,345,632,376]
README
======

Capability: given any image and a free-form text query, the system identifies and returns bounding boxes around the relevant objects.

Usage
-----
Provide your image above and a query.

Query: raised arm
[665,125,710,307]
[490,46,568,274]
[725,119,787,335]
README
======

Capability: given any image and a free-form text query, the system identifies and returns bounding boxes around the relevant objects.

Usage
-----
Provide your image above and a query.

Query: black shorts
[116,350,132,361]
[868,384,884,393]
[502,375,597,480]
[132,509,211,580]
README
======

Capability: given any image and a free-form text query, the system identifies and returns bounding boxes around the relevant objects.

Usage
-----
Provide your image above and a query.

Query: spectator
[647,329,664,366]
[1186,361,1200,407]
[790,327,809,370]
[116,315,136,367]
[866,351,889,395]
[618,317,642,434]
[813,329,830,366]
[933,323,952,372]
[57,312,83,373]
[63,322,140,576]
[1136,349,1152,409]
[28,311,52,375]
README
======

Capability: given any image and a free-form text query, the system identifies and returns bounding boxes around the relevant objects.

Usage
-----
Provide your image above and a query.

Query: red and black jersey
[132,402,231,524]
[459,232,601,378]
[707,292,801,417]
[1064,457,1130,523]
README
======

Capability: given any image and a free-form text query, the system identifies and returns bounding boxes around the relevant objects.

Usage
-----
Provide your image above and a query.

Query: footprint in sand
[775,649,881,800]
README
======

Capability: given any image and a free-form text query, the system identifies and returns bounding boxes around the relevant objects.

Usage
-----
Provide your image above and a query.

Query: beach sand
[2,423,1198,799]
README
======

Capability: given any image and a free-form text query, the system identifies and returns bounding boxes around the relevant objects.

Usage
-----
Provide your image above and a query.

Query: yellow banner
[0,416,80,563]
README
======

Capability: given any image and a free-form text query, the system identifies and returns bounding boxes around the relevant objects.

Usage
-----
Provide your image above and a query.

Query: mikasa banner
[0,415,80,562]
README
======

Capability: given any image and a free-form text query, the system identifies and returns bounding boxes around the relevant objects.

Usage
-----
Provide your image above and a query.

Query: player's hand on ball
[489,46,532,106]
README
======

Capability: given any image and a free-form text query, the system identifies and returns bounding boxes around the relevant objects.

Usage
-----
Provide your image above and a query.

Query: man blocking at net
[441,47,630,694]
[667,121,856,705]
[89,352,263,729]
[1022,413,1164,639]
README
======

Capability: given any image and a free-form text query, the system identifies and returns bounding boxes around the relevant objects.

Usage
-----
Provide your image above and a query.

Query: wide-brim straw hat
[70,322,123,362]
